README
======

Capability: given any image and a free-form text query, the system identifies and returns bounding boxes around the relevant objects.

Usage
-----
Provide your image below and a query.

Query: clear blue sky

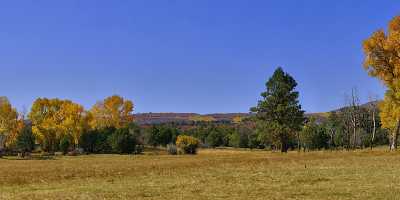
[0,1,397,114]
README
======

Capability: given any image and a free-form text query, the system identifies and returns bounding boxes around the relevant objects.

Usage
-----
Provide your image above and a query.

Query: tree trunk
[347,129,351,151]
[371,111,376,150]
[352,118,357,149]
[281,137,288,153]
[390,120,400,151]
[296,132,300,152]
[330,129,335,150]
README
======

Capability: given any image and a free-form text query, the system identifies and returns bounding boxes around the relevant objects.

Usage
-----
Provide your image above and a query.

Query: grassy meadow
[1,148,400,200]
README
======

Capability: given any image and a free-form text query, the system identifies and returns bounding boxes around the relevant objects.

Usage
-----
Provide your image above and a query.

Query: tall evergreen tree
[251,67,305,152]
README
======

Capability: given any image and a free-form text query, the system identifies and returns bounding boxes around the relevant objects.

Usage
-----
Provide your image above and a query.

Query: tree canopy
[89,95,134,129]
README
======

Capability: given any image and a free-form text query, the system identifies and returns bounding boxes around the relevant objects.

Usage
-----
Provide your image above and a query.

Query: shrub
[79,131,97,153]
[108,128,136,154]
[176,135,199,155]
[16,125,36,155]
[206,130,224,148]
[229,130,249,148]
[79,128,114,153]
[167,144,177,155]
[59,136,72,155]
[145,125,180,147]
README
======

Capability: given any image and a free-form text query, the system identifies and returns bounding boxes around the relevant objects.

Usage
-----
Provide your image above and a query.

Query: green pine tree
[251,67,305,152]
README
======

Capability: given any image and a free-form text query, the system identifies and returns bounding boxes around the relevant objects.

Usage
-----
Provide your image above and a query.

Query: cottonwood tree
[0,97,21,155]
[363,15,400,150]
[251,67,305,152]
[59,102,89,148]
[379,94,400,150]
[89,95,134,129]
[29,98,88,152]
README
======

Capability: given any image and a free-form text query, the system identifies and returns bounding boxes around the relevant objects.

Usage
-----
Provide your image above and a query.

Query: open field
[1,149,400,200]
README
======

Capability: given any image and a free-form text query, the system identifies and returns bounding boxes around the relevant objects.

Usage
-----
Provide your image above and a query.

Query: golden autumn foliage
[189,115,215,122]
[379,95,400,131]
[363,15,400,149]
[363,16,400,90]
[59,102,89,146]
[232,116,243,124]
[0,97,22,147]
[176,135,200,154]
[29,98,88,150]
[89,95,134,129]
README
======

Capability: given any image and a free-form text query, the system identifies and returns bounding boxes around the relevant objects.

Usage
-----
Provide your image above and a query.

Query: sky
[0,1,398,114]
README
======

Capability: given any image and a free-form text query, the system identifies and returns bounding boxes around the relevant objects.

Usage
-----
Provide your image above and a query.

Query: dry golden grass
[1,148,400,199]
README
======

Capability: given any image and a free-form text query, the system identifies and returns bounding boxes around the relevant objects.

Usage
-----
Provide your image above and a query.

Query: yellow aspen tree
[363,16,400,150]
[29,98,88,152]
[89,95,134,129]
[0,97,20,149]
[59,101,88,148]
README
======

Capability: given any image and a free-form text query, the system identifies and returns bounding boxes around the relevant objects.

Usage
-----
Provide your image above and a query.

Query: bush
[16,125,35,155]
[206,130,224,148]
[79,128,114,153]
[144,125,180,147]
[167,144,177,155]
[301,120,330,150]
[59,136,72,155]
[229,130,249,148]
[108,128,136,154]
[176,135,199,155]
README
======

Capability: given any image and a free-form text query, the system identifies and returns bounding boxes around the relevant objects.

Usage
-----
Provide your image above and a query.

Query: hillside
[134,112,251,124]
[134,101,380,125]
[134,112,329,125]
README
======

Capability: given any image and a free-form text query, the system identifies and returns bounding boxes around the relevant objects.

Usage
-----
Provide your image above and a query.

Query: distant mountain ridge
[134,101,381,125]
[134,112,251,125]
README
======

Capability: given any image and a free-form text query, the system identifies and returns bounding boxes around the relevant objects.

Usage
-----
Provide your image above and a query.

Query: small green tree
[301,118,329,151]
[248,132,262,149]
[145,125,161,147]
[108,128,136,154]
[229,127,250,148]
[16,125,35,157]
[59,135,72,155]
[251,67,305,152]
[206,130,224,148]
[79,127,114,153]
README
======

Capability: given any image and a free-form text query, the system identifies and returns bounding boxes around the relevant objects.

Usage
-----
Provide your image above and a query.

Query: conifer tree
[251,67,305,152]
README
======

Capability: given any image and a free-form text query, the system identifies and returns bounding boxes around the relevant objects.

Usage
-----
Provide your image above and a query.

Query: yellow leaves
[32,126,44,141]
[190,115,215,122]
[389,16,400,33]
[89,95,134,129]
[232,116,243,124]
[0,97,22,147]
[29,98,89,147]
[363,15,400,133]
[363,16,400,89]
[176,135,199,154]
[378,94,400,131]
